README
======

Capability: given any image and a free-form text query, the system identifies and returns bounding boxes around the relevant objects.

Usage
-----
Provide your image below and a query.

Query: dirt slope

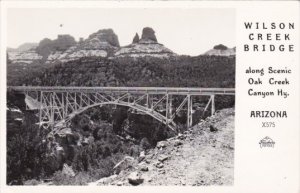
[91,108,234,186]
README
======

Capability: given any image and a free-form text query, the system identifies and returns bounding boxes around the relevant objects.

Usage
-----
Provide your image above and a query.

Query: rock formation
[87,29,120,47]
[35,35,76,61]
[141,27,157,42]
[213,44,228,50]
[203,44,235,56]
[53,35,77,51]
[114,27,176,58]
[132,33,140,44]
[46,29,120,63]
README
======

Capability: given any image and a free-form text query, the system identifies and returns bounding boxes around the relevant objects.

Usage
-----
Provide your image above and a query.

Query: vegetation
[10,55,235,88]
[7,110,49,184]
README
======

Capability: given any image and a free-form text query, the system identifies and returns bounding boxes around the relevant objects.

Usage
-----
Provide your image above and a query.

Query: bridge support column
[50,92,55,129]
[39,91,43,128]
[166,94,169,124]
[187,95,193,128]
[211,95,215,115]
[146,94,149,108]
[61,93,65,119]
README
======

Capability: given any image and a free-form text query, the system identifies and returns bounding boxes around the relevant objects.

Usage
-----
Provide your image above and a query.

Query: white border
[1,1,299,193]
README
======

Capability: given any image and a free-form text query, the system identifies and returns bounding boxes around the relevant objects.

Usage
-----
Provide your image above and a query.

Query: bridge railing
[8,86,235,95]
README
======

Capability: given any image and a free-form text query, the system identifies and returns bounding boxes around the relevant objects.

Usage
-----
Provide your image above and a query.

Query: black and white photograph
[5,6,236,186]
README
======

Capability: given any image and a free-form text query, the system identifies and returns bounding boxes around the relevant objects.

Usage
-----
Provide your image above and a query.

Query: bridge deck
[8,86,235,95]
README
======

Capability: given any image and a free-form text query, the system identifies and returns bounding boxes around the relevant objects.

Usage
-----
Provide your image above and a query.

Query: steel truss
[9,86,235,132]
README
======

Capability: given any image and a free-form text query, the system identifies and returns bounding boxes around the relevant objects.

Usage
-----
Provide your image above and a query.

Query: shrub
[6,111,51,184]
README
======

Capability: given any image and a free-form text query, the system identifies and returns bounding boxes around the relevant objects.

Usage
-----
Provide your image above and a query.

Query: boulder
[174,139,183,147]
[140,165,149,172]
[155,162,164,168]
[128,172,144,185]
[157,141,168,148]
[209,124,218,132]
[158,154,168,162]
[138,151,146,162]
[145,159,151,164]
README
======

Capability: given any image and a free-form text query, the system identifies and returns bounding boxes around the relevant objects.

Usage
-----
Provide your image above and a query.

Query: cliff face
[46,29,120,63]
[36,35,77,61]
[115,27,176,58]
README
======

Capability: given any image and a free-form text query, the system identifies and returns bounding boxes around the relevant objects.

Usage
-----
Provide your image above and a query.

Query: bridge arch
[53,101,177,134]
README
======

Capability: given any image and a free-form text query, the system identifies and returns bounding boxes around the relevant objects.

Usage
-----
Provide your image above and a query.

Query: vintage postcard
[0,1,299,193]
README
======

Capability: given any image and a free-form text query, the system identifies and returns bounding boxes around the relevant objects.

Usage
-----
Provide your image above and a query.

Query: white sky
[7,8,235,56]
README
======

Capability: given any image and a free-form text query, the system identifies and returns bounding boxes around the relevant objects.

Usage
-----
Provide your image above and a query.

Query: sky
[7,8,235,56]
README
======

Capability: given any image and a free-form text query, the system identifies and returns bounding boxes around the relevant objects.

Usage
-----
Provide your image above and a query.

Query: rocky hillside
[115,27,176,58]
[88,108,234,186]
[203,44,235,56]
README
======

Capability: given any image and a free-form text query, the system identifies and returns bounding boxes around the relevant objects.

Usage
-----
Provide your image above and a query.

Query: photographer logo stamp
[259,136,275,148]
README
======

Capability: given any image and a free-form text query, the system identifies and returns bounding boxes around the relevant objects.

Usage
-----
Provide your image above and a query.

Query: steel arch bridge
[8,86,235,133]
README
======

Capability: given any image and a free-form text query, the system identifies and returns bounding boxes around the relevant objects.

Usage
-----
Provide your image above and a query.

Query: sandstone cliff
[46,29,120,63]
